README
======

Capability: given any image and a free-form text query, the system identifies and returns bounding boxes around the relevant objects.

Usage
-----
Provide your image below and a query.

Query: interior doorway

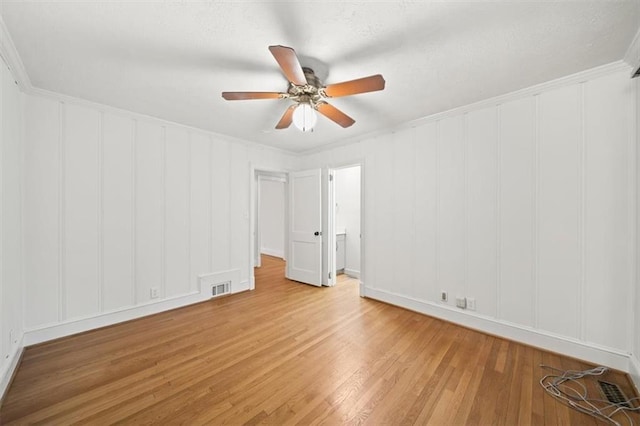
[328,164,362,285]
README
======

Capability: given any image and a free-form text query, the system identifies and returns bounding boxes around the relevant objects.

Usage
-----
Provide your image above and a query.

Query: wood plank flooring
[1,255,638,424]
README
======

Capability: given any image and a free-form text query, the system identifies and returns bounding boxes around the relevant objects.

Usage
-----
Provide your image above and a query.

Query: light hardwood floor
[1,255,638,424]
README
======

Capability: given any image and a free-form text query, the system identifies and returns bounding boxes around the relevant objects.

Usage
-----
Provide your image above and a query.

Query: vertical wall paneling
[413,122,437,302]
[24,96,60,327]
[161,127,166,298]
[533,94,540,329]
[189,132,210,290]
[58,103,66,320]
[64,104,101,319]
[392,128,415,296]
[466,107,498,317]
[211,137,231,272]
[438,116,465,298]
[164,126,190,297]
[230,143,249,284]
[583,73,631,349]
[0,56,24,393]
[579,83,586,342]
[98,113,104,312]
[131,120,137,305]
[102,113,134,311]
[134,121,163,303]
[209,139,214,272]
[373,137,394,291]
[0,62,4,364]
[499,97,536,327]
[535,85,582,339]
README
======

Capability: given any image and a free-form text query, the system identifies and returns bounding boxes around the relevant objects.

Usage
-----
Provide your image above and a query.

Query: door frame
[248,159,366,296]
[249,164,289,290]
[326,162,364,288]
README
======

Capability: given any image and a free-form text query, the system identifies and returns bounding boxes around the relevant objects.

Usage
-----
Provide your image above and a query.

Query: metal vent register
[598,380,632,408]
[211,282,230,297]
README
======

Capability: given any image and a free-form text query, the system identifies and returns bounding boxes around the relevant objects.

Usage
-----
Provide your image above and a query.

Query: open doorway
[250,164,363,294]
[252,169,287,288]
[329,165,362,285]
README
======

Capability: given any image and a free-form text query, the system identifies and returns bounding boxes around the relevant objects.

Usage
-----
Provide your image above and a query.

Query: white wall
[22,91,293,341]
[259,178,285,258]
[335,166,360,277]
[301,64,636,370]
[0,57,24,397]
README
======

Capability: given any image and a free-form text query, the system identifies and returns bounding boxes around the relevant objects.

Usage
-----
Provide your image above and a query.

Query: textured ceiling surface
[1,1,638,153]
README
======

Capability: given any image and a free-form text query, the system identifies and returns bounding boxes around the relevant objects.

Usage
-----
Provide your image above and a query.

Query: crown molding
[298,60,632,156]
[0,12,32,91]
[624,23,640,73]
[28,86,296,157]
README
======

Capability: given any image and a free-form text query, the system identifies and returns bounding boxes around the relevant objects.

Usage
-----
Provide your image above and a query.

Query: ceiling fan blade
[323,74,386,98]
[316,102,355,128]
[222,92,285,100]
[275,104,297,129]
[268,45,307,86]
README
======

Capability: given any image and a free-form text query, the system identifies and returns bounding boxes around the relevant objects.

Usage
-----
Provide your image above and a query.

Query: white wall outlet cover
[456,297,467,309]
[467,298,476,311]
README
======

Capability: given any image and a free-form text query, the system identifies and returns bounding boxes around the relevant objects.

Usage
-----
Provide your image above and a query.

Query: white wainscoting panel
[537,84,582,339]
[135,121,164,303]
[102,113,134,311]
[0,57,24,398]
[498,97,535,328]
[64,104,101,319]
[22,91,290,336]
[300,65,637,371]
[438,116,466,300]
[392,128,415,297]
[413,122,437,302]
[466,107,498,317]
[24,96,60,327]
[165,126,190,298]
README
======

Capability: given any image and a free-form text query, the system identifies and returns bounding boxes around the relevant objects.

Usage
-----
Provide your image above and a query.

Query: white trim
[27,86,293,157]
[260,247,284,259]
[363,286,632,372]
[629,354,640,395]
[0,334,23,403]
[24,291,204,346]
[624,25,640,72]
[344,268,360,279]
[0,14,31,91]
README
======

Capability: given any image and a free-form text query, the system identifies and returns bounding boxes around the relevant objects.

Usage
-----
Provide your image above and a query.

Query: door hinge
[329,272,332,279]
[329,174,333,181]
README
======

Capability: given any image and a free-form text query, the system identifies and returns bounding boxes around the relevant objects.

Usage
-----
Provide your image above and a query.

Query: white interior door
[287,168,322,286]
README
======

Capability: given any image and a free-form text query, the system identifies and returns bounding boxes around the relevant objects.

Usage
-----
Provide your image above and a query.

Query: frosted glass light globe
[292,103,317,132]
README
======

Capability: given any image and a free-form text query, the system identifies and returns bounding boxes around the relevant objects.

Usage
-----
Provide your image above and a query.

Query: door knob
[314,231,320,236]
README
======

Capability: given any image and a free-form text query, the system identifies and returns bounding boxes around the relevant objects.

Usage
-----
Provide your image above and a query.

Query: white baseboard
[1,333,24,401]
[25,269,244,346]
[260,248,284,258]
[24,291,206,346]
[363,286,631,372]
[344,268,360,279]
[630,354,640,395]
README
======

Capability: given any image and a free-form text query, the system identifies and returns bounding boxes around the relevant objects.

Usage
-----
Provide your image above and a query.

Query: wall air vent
[211,281,231,298]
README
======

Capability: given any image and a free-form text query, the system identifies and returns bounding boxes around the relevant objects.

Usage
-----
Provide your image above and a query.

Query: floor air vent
[211,281,231,298]
[598,380,631,408]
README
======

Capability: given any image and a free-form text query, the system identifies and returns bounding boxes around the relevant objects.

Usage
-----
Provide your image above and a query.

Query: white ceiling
[1,1,638,153]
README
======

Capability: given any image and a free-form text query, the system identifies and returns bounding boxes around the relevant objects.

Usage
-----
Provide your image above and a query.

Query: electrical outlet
[456,297,467,309]
[441,291,448,302]
[467,297,476,311]
[150,287,159,299]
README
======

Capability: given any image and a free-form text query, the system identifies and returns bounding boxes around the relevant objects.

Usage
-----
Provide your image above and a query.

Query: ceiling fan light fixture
[292,103,317,132]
